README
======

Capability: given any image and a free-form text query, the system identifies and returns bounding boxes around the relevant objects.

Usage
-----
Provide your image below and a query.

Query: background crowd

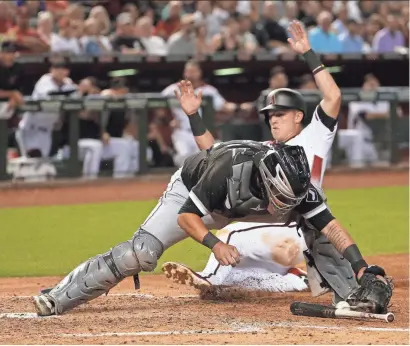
[0,0,408,56]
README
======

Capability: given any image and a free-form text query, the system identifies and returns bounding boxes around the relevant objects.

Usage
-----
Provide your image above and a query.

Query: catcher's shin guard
[44,230,163,315]
[303,230,359,300]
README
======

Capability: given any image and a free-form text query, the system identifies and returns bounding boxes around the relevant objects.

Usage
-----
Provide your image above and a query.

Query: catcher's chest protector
[223,153,267,218]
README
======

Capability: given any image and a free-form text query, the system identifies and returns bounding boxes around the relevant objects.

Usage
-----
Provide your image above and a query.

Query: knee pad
[132,229,164,272]
[111,240,141,277]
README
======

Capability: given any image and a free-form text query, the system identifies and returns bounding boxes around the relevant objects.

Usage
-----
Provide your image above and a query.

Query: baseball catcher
[162,20,393,313]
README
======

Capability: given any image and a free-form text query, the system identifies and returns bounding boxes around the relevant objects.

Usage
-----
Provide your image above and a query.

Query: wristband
[302,49,325,75]
[342,244,368,274]
[188,111,207,136]
[202,232,220,249]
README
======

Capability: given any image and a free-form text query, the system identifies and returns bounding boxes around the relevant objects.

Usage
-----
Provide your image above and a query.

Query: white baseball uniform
[161,83,226,167]
[336,100,385,166]
[197,104,338,290]
[16,73,76,157]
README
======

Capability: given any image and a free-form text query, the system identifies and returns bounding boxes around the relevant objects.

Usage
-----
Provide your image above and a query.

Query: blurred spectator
[100,77,141,177]
[299,1,321,29]
[259,1,290,54]
[193,0,220,40]
[155,1,182,41]
[331,2,349,37]
[269,66,289,89]
[362,14,383,52]
[6,6,49,53]
[0,1,14,34]
[111,12,138,53]
[372,14,405,53]
[0,42,24,121]
[237,14,259,54]
[16,61,76,158]
[211,17,242,52]
[339,19,364,53]
[358,0,378,20]
[36,11,54,46]
[298,74,317,90]
[167,14,195,55]
[81,18,112,55]
[133,16,167,56]
[341,73,385,166]
[64,3,85,21]
[194,22,214,55]
[44,0,68,20]
[309,11,342,53]
[51,17,82,55]
[278,1,299,31]
[122,2,140,24]
[161,59,241,166]
[88,5,111,35]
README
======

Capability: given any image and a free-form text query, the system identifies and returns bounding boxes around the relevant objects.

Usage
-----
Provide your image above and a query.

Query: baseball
[336,301,351,310]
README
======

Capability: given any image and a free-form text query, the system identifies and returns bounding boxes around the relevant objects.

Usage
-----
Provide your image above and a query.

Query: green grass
[0,186,408,277]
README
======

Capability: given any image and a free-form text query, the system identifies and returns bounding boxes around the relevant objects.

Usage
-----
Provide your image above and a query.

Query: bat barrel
[290,302,336,318]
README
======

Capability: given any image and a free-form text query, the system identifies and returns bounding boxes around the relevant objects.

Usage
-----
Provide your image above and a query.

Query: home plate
[0,312,57,319]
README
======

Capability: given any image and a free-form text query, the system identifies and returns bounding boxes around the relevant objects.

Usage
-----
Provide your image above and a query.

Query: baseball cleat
[33,294,56,316]
[287,267,309,285]
[162,262,211,290]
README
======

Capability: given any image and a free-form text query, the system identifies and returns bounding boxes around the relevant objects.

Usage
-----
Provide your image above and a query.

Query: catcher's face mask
[257,145,311,213]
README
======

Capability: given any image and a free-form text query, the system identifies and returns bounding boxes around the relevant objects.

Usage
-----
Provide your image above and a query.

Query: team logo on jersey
[250,204,266,211]
[306,188,318,202]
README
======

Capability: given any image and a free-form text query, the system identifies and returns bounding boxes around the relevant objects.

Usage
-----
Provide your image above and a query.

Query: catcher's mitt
[347,266,393,313]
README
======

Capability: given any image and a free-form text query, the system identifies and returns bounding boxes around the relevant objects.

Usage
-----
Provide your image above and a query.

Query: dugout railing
[0,88,408,181]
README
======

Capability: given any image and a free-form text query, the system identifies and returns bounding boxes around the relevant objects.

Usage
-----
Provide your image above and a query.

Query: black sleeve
[185,151,231,216]
[315,104,338,131]
[178,197,204,217]
[294,183,334,231]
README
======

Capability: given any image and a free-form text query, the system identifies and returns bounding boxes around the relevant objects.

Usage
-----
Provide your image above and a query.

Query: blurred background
[0,0,408,182]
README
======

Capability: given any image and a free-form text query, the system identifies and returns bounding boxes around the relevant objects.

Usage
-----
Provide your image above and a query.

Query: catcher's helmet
[255,143,311,212]
[260,88,307,127]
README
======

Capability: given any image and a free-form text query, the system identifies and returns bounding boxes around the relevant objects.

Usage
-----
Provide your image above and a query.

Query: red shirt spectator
[155,1,182,40]
[6,6,49,53]
[0,2,14,34]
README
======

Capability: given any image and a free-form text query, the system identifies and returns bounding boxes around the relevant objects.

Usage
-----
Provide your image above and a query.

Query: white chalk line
[51,321,409,339]
[0,312,58,319]
[55,326,262,338]
[4,293,198,300]
[263,322,409,333]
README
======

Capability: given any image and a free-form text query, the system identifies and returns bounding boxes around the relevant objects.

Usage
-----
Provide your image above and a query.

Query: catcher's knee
[110,230,164,276]
[132,229,164,272]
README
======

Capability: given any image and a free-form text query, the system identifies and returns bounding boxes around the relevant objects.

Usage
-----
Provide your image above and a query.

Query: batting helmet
[259,88,307,127]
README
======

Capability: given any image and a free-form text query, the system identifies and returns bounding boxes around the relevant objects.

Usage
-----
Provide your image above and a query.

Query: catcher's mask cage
[256,144,311,212]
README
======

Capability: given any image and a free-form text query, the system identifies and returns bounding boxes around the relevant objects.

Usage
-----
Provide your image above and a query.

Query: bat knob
[386,312,395,323]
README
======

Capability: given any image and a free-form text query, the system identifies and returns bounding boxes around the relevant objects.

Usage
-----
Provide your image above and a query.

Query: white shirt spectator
[138,36,168,56]
[20,73,77,130]
[51,33,82,55]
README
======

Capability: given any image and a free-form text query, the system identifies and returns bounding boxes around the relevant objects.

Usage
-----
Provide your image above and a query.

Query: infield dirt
[0,170,408,345]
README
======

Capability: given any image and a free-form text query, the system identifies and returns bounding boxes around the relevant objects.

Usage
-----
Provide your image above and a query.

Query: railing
[0,95,215,180]
[0,88,408,180]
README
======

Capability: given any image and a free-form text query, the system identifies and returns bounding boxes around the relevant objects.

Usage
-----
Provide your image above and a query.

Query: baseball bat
[290,302,395,323]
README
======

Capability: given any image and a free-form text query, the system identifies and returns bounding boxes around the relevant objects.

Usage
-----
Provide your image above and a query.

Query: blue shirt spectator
[308,11,343,53]
[339,19,364,53]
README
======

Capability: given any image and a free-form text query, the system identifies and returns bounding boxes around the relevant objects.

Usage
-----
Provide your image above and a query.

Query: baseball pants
[15,126,53,158]
[171,128,200,167]
[62,137,136,179]
[197,222,307,287]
